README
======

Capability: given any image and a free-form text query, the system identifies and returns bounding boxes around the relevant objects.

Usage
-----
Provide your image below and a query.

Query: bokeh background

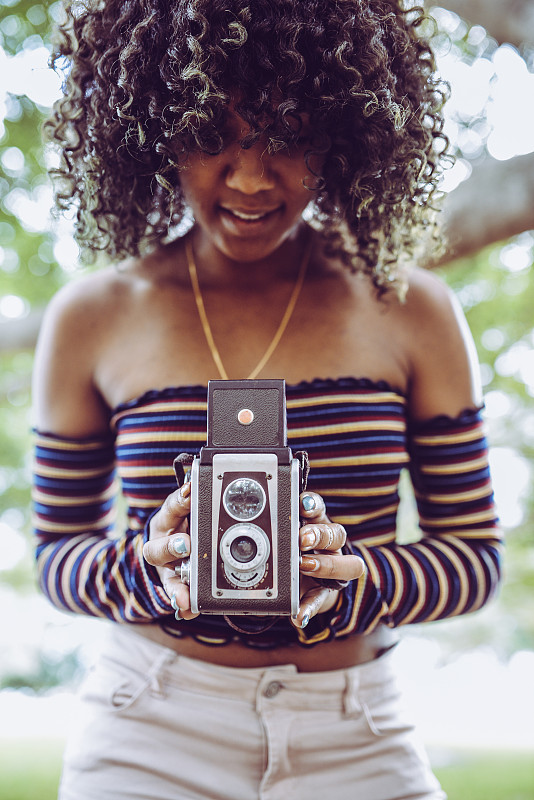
[1,1,533,798]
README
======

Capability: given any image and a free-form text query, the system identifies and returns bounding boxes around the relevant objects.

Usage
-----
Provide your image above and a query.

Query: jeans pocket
[356,684,415,740]
[80,648,173,715]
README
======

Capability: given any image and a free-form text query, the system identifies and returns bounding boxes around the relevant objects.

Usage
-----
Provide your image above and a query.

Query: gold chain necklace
[186,235,312,380]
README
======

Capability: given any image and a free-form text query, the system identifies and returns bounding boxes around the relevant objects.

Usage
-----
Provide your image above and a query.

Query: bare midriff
[131,623,398,672]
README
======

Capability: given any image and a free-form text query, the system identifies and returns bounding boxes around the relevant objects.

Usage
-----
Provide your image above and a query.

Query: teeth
[230,209,269,221]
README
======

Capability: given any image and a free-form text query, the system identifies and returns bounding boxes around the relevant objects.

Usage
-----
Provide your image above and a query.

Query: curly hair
[45,0,450,294]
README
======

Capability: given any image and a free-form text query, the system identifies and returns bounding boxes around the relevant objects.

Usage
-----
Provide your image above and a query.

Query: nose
[224,142,276,194]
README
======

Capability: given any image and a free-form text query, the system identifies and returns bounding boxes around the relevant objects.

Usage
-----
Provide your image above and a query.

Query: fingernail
[302,494,316,512]
[170,594,179,611]
[179,482,191,499]
[301,613,310,629]
[300,556,320,572]
[174,609,183,621]
[170,535,188,556]
[301,528,320,549]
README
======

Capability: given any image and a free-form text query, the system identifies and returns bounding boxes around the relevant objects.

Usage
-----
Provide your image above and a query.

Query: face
[179,110,323,265]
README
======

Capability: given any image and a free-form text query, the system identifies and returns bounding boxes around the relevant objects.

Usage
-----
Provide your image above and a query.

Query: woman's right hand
[142,482,198,620]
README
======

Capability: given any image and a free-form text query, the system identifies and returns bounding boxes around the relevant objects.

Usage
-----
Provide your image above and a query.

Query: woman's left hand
[292,491,365,630]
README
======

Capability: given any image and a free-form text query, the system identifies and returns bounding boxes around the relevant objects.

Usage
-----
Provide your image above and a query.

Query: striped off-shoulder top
[33,378,502,647]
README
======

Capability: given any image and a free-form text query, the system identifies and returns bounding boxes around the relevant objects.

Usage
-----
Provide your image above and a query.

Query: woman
[33,1,502,798]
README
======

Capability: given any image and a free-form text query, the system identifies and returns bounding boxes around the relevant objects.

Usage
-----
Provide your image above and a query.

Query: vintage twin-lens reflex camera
[174,379,307,617]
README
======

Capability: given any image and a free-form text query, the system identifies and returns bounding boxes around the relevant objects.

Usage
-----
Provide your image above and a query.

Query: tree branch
[437,151,534,264]
[429,0,534,49]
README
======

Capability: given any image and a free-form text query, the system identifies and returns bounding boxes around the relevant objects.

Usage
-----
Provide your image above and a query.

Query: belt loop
[343,668,361,717]
[148,649,177,699]
[255,671,269,714]
[110,648,176,710]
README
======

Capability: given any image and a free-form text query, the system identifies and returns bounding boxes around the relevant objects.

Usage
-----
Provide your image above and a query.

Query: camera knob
[237,408,254,425]
[176,559,190,585]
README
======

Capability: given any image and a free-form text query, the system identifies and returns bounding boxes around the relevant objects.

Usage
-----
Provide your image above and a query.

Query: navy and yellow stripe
[33,378,502,645]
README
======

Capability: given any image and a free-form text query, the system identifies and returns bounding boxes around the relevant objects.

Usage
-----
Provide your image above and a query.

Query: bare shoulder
[402,265,458,319]
[33,261,146,435]
[397,266,473,346]
[33,243,190,435]
[42,260,139,326]
[40,239,187,336]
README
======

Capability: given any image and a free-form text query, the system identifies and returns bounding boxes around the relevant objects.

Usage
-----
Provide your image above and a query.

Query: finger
[292,585,335,629]
[300,522,346,552]
[161,570,198,621]
[143,532,191,568]
[150,483,192,539]
[300,552,366,582]
[299,492,329,524]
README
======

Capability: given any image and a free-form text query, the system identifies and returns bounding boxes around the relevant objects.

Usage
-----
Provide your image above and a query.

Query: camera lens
[230,535,257,564]
[220,524,270,576]
[223,478,266,521]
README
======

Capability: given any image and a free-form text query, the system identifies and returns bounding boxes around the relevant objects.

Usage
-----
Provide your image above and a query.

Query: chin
[216,234,287,264]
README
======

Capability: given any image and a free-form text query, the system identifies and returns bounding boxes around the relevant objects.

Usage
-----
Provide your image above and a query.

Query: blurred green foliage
[0,736,64,800]
[0,0,533,691]
[1,741,534,800]
[0,0,65,299]
[438,238,534,655]
[434,750,534,800]
[1,0,66,595]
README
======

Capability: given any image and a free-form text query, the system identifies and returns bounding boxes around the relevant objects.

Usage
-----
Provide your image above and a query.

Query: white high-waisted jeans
[59,626,445,800]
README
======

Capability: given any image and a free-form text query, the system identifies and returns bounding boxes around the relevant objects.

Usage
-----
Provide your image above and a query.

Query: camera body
[179,379,303,617]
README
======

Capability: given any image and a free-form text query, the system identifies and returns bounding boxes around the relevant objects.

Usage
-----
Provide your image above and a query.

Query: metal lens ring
[223,478,266,521]
[220,524,270,573]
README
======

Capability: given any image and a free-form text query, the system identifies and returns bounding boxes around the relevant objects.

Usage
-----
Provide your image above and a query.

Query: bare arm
[402,267,483,420]
[32,277,111,436]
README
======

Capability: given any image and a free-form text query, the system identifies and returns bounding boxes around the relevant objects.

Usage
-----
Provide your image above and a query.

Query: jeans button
[263,681,284,698]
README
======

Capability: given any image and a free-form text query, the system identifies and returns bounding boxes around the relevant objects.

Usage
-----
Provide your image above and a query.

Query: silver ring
[340,525,347,548]
[170,594,183,620]
[325,526,334,548]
